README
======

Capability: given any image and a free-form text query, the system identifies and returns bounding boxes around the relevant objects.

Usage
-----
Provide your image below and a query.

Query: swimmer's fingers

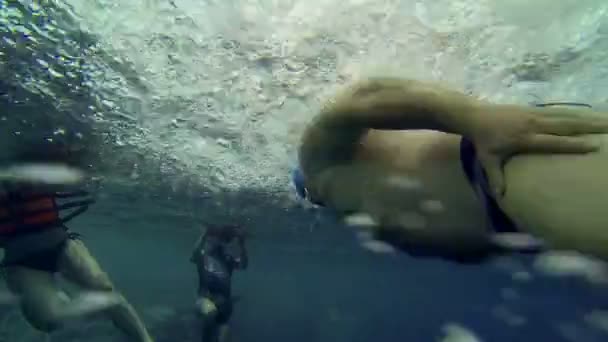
[535,116,608,136]
[521,134,600,154]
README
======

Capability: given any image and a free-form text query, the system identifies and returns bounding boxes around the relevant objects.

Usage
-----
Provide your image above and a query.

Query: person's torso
[499,134,608,259]
[201,251,233,294]
[0,190,61,241]
[303,127,488,237]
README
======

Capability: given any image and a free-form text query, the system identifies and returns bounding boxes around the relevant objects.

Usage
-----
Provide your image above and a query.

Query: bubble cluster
[3,0,608,199]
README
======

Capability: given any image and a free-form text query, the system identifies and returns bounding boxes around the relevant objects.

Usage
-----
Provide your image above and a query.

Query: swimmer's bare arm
[190,229,207,264]
[234,236,248,270]
[312,77,608,194]
[316,78,480,135]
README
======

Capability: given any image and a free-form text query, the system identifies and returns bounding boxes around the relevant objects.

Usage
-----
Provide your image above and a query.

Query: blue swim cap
[290,167,327,207]
[291,167,308,199]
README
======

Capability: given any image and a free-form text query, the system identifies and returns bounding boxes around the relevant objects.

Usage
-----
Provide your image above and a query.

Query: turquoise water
[0,189,605,341]
[1,1,608,341]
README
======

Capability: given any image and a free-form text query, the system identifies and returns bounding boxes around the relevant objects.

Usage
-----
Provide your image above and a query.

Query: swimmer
[191,224,248,342]
[0,142,154,341]
[293,77,608,263]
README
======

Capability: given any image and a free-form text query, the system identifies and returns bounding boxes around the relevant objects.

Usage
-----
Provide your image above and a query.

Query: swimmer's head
[205,224,243,243]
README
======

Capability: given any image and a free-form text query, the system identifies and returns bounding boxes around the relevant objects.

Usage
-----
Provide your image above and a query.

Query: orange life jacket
[0,192,61,235]
[0,188,94,237]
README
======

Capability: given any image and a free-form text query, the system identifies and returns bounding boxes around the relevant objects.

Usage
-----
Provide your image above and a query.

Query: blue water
[1,1,608,341]
[0,191,603,341]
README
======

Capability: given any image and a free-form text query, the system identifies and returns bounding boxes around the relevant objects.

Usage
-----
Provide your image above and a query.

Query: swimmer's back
[300,125,490,247]
[500,133,608,258]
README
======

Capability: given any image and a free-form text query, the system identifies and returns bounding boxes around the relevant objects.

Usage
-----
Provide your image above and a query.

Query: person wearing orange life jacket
[0,148,155,342]
[0,182,95,268]
[0,187,89,237]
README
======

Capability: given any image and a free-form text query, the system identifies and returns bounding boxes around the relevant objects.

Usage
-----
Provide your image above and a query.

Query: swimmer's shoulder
[298,78,429,175]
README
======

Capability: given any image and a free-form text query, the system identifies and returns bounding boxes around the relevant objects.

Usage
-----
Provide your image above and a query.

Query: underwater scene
[1,1,608,341]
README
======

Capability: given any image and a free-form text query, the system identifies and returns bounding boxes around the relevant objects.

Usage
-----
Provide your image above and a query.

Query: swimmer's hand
[196,297,217,315]
[469,104,608,197]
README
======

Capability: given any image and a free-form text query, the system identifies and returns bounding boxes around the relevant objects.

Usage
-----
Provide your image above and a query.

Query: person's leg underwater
[214,295,233,342]
[1,230,122,334]
[197,296,220,342]
[5,265,70,333]
[217,322,230,342]
[58,238,154,342]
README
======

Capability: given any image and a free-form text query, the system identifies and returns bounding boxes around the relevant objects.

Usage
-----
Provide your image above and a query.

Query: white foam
[344,213,378,228]
[385,175,423,191]
[0,163,85,186]
[439,323,482,342]
[490,233,545,251]
[359,239,397,254]
[57,291,122,319]
[47,0,608,195]
[356,230,396,254]
[420,199,444,214]
[533,251,608,285]
[585,310,608,333]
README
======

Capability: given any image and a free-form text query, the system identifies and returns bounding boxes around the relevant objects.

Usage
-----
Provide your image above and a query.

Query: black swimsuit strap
[459,138,519,234]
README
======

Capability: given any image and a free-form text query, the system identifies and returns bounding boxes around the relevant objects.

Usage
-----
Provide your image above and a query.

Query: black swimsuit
[460,138,520,234]
[197,246,236,324]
